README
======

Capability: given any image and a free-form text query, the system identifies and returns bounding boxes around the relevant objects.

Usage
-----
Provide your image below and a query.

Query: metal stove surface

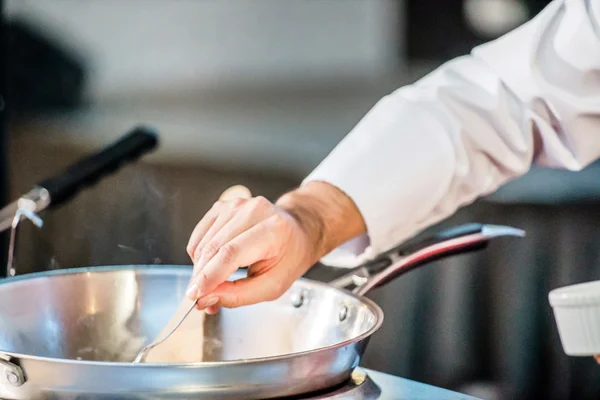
[293,368,380,399]
[287,368,480,400]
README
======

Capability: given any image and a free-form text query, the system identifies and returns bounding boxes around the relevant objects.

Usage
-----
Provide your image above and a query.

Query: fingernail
[186,283,199,299]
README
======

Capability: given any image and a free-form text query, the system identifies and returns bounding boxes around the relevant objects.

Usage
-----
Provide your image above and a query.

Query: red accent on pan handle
[328,223,525,296]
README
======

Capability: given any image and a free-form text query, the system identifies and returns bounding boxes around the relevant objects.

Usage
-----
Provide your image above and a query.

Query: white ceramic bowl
[549,280,600,356]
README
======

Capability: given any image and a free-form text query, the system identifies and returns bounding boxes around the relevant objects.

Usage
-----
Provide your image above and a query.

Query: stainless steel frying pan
[0,222,524,399]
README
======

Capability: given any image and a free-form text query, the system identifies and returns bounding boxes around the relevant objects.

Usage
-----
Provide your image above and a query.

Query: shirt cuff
[317,234,374,268]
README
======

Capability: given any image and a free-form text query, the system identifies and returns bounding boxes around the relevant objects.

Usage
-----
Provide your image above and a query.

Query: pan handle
[328,223,525,296]
[37,126,159,208]
[13,126,159,218]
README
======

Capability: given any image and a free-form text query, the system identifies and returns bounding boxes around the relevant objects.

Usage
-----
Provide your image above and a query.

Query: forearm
[276,181,366,263]
[298,0,600,267]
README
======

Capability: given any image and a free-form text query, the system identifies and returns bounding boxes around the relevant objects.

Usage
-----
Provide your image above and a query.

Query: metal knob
[0,358,26,387]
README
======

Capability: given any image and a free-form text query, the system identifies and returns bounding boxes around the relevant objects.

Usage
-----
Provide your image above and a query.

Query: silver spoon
[133,185,249,364]
[133,298,198,363]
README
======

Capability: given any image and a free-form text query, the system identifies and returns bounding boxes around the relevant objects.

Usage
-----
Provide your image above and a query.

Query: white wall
[6,0,402,100]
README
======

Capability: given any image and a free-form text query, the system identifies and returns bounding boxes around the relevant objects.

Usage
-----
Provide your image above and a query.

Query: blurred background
[1,0,600,399]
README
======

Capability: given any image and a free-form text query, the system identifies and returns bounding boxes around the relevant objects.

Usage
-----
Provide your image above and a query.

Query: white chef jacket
[304,0,600,268]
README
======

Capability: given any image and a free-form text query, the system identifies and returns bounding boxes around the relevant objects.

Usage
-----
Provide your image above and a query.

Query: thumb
[211,269,289,308]
[219,185,252,201]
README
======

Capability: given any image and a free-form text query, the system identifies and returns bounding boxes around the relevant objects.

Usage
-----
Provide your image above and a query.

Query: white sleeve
[304,0,600,268]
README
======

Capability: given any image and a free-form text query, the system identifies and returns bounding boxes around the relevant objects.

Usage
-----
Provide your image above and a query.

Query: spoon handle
[133,299,198,363]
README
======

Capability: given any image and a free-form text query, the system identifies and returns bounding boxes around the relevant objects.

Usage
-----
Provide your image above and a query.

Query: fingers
[210,267,291,308]
[205,305,220,315]
[197,197,272,266]
[187,185,252,262]
[186,214,282,299]
[191,197,270,264]
[187,198,275,294]
[186,202,220,260]
[192,201,241,263]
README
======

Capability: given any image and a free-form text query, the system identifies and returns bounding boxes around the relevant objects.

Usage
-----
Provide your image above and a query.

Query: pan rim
[0,264,385,368]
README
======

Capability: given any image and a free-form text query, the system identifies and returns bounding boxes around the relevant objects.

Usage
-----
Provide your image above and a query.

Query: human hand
[185,182,366,314]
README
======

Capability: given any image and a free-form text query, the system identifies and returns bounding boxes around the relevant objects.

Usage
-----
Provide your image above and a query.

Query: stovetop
[297,368,380,399]
[286,368,479,399]
[0,365,479,399]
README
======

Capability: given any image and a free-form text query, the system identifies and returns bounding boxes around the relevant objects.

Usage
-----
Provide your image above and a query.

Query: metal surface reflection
[0,265,379,399]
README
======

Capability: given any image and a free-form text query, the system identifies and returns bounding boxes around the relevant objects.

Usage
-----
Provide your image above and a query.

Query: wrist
[276,181,366,262]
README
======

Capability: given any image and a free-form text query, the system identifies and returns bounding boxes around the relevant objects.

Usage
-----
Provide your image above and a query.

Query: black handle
[38,126,159,208]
